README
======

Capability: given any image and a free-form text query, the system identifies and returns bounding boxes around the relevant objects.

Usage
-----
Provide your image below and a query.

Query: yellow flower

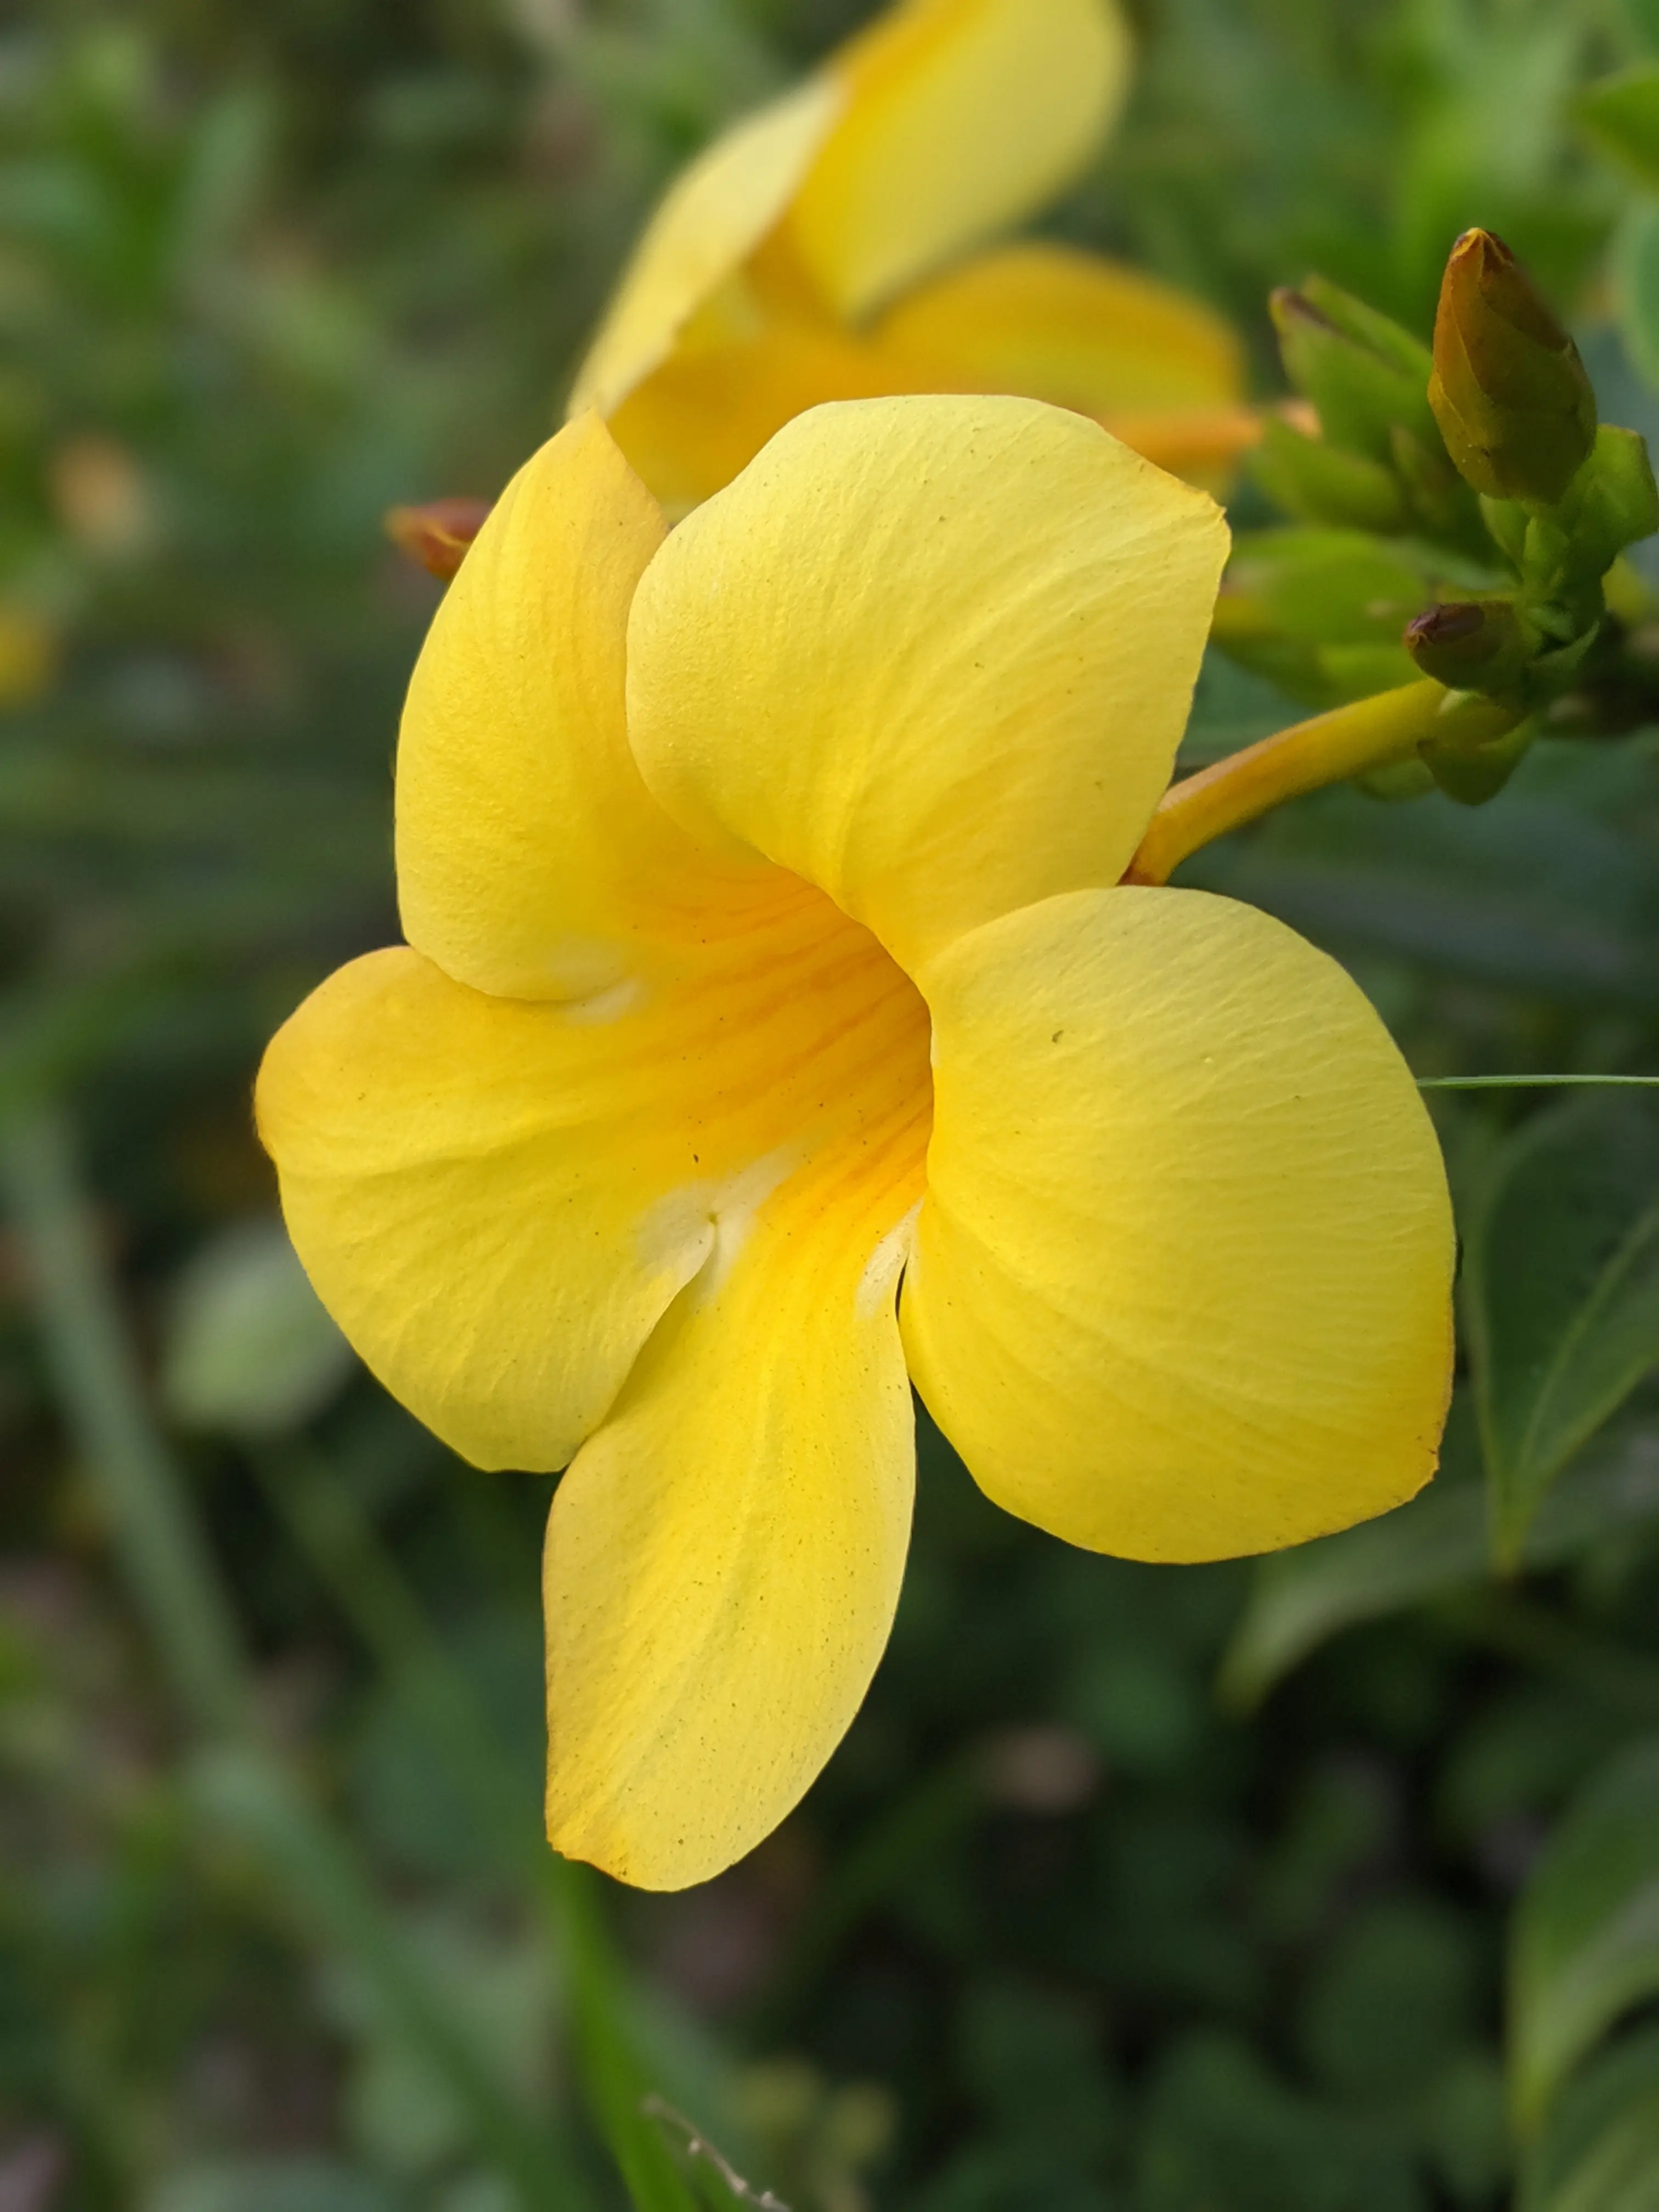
[0,603,57,704]
[569,0,1251,512]
[257,397,1454,1891]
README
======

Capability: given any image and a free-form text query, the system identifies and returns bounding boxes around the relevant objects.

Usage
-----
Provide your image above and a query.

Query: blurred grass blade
[0,1104,247,1735]
[557,1875,715,2212]
[1519,2027,1659,2212]
[1463,1096,1659,1567]
[258,1446,704,2212]
[190,1746,590,2210]
[1511,1740,1659,2132]
[0,1101,594,2209]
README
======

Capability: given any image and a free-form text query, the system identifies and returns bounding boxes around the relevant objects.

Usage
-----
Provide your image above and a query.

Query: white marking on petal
[564,977,645,1025]
[856,1201,921,1320]
[703,1147,797,1297]
[634,1147,798,1304]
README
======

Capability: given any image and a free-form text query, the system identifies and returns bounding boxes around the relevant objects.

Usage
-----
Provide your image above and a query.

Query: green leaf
[1520,2028,1659,2212]
[1579,66,1659,190]
[1510,1740,1659,2131]
[1218,1415,1659,1707]
[1464,1096,1659,1565]
[1614,201,1659,394]
[1218,1481,1485,1712]
[160,1218,356,1438]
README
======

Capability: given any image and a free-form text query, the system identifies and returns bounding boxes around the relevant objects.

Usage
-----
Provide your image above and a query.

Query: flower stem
[1126,678,1522,886]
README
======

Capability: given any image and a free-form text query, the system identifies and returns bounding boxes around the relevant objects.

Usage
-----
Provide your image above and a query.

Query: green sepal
[1421,715,1536,805]
[1249,417,1408,530]
[1358,757,1438,800]
[1544,426,1659,587]
[1481,494,1531,568]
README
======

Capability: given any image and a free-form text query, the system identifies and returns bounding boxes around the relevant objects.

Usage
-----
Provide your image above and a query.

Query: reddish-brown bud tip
[1406,602,1485,649]
[385,496,493,580]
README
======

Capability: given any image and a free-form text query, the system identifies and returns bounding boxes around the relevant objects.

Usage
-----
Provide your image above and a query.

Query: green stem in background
[0,1101,592,2212]
[0,1109,247,1738]
[1126,679,1520,885]
[253,1444,704,2212]
[1417,1074,1659,1090]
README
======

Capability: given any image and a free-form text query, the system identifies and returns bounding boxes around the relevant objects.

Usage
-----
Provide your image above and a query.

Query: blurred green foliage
[5,2,1659,2209]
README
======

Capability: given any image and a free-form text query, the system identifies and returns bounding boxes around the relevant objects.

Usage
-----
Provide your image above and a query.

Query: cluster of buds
[1218,227,1659,803]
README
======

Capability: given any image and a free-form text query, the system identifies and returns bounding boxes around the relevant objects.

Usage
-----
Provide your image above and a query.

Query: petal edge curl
[901,886,1455,1561]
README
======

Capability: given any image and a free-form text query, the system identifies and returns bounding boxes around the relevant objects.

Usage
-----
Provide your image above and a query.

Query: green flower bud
[1271,283,1437,463]
[1427,229,1597,505]
[1212,529,1431,704]
[1403,599,1530,692]
[1249,417,1407,531]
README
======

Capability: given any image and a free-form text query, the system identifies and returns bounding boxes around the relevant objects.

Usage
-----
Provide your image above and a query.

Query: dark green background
[4,3,1659,2207]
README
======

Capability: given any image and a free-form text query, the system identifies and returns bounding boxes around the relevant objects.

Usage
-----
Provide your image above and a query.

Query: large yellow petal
[394,415,751,1003]
[257,884,930,1478]
[567,77,842,420]
[544,1063,928,1892]
[625,394,1229,974]
[789,0,1131,321]
[874,241,1245,416]
[901,887,1454,1561]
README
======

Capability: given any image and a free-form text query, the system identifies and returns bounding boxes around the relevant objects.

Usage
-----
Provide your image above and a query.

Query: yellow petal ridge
[625,394,1229,973]
[902,886,1455,1560]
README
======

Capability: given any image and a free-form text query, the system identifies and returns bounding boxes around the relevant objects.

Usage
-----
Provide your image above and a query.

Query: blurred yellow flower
[570,0,1251,511]
[0,604,57,705]
[258,398,1453,1891]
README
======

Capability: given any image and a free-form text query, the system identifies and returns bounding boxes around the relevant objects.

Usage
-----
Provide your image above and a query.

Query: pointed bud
[1270,281,1437,462]
[385,496,492,580]
[1428,230,1596,505]
[1403,599,1530,691]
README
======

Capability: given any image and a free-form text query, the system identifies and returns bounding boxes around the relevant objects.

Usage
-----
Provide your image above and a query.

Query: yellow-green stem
[1126,678,1522,886]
